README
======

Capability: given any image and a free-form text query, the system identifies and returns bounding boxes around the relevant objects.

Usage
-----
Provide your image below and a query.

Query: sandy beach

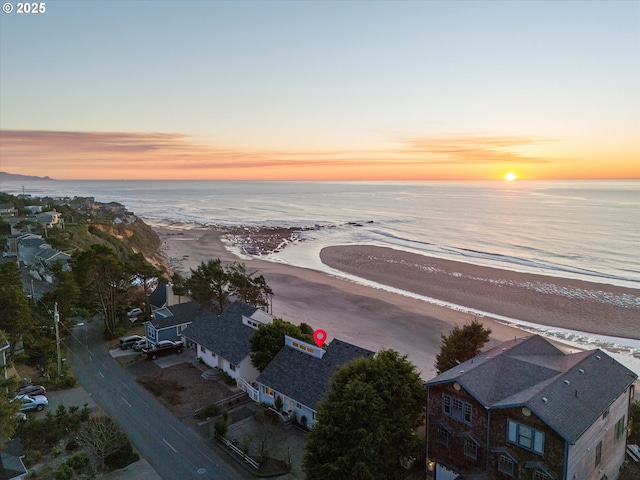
[152,224,640,381]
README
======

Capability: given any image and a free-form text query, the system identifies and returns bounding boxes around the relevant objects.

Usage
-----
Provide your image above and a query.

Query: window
[200,345,206,354]
[602,407,610,420]
[265,388,274,397]
[498,455,515,476]
[442,394,472,424]
[595,441,602,467]
[436,425,450,447]
[533,471,550,480]
[229,363,236,371]
[296,402,302,409]
[464,437,478,460]
[614,415,625,443]
[507,420,544,455]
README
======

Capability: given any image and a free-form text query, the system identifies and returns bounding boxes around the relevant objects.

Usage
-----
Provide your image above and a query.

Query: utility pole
[54,302,62,377]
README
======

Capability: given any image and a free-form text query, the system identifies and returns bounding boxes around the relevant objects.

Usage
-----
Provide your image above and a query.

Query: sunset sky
[1,0,638,181]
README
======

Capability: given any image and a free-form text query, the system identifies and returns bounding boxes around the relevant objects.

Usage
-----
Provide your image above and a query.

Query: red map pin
[313,329,327,348]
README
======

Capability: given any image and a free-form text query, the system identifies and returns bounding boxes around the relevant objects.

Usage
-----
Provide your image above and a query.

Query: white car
[15,394,48,412]
[127,308,143,322]
[133,338,148,351]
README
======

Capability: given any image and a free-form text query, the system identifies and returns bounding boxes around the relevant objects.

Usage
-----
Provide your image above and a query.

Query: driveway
[31,386,97,420]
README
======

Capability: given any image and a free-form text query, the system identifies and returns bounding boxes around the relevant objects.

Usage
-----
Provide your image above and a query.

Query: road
[66,319,243,480]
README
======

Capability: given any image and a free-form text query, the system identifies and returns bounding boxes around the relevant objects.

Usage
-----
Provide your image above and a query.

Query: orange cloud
[0,129,563,180]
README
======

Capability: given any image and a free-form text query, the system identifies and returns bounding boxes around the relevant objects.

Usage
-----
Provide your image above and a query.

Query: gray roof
[256,339,375,411]
[150,301,200,330]
[0,438,27,480]
[149,282,168,309]
[425,335,638,443]
[181,301,259,365]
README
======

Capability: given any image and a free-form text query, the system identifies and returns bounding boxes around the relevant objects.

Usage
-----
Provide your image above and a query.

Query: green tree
[249,319,315,372]
[126,252,163,318]
[0,262,32,355]
[226,262,273,312]
[185,259,228,313]
[72,244,128,335]
[41,262,80,318]
[434,318,491,374]
[170,272,188,303]
[185,259,273,314]
[0,373,20,441]
[303,350,425,480]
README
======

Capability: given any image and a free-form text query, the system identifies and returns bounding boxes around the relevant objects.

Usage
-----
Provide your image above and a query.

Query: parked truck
[142,340,184,360]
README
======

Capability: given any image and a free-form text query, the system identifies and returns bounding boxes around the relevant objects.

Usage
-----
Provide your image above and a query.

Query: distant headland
[0,172,55,181]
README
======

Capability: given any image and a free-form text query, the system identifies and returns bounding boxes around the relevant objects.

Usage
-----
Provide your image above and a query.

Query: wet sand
[152,225,640,380]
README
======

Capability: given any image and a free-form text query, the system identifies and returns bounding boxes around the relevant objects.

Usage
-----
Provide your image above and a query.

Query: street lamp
[54,302,62,377]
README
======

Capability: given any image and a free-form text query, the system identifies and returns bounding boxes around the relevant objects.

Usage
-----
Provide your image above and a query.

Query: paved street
[66,319,244,480]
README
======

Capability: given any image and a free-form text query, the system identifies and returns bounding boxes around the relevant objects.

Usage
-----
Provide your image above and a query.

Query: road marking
[163,438,177,453]
[121,397,131,407]
[97,371,104,378]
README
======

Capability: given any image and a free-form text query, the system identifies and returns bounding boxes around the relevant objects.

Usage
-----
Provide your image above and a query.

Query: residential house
[256,336,375,429]
[144,301,200,347]
[32,247,72,283]
[33,211,62,229]
[424,335,637,480]
[148,282,192,310]
[0,439,28,480]
[0,204,18,219]
[5,233,33,257]
[181,301,274,400]
[17,237,49,266]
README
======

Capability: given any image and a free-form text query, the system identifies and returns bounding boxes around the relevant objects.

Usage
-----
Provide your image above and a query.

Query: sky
[0,0,638,181]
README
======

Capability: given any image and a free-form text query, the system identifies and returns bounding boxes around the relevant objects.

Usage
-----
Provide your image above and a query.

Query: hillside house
[424,335,637,480]
[256,336,375,429]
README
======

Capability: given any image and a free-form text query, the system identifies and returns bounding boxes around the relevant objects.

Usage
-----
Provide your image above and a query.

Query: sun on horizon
[505,172,517,181]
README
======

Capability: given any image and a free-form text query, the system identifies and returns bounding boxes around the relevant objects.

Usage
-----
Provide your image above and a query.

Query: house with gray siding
[256,336,374,429]
[425,335,637,480]
[144,301,200,347]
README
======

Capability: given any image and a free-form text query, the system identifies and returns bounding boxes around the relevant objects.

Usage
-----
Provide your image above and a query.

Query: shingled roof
[181,301,259,365]
[149,301,200,330]
[425,335,637,443]
[148,282,168,309]
[257,339,375,410]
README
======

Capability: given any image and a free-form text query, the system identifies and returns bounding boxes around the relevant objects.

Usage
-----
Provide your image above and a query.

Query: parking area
[31,385,97,420]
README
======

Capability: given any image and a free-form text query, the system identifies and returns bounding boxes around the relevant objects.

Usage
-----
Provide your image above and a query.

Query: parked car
[15,394,48,412]
[119,335,143,350]
[133,338,148,351]
[17,384,46,397]
[127,308,143,322]
[142,340,184,360]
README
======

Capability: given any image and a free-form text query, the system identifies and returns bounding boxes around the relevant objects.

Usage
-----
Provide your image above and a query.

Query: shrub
[65,438,79,451]
[213,419,228,438]
[221,371,235,386]
[67,452,90,472]
[54,463,74,480]
[195,403,221,419]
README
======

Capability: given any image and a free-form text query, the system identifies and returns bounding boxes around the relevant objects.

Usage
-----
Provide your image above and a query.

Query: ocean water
[3,178,640,374]
[3,179,639,288]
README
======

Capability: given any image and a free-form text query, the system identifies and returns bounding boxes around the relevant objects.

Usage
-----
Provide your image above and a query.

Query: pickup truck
[142,340,184,360]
